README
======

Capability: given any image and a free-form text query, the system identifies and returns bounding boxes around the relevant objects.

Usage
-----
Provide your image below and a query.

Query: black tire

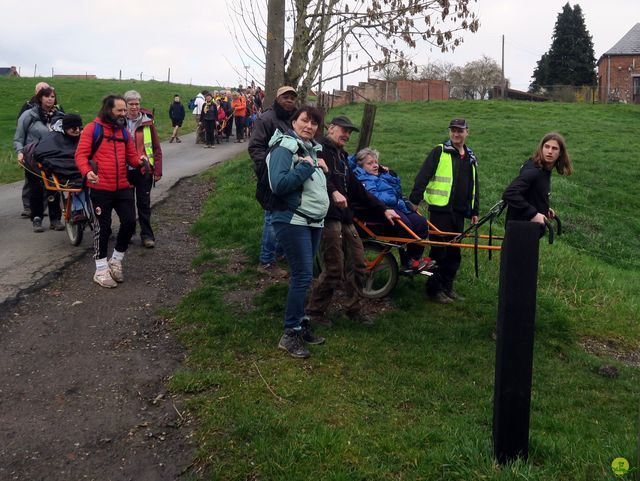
[361,241,399,299]
[60,191,83,246]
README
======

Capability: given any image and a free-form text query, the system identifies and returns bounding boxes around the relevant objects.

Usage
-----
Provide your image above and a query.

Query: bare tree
[418,60,455,81]
[230,0,480,102]
[449,55,502,99]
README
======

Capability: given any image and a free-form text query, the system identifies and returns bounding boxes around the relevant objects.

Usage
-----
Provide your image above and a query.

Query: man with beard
[75,95,144,288]
[305,116,399,327]
[248,85,298,277]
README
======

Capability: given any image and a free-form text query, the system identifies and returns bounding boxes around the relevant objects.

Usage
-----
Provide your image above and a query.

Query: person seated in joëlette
[350,147,435,273]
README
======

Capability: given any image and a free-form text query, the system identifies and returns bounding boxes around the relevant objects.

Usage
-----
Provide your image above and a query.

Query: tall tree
[530,2,596,92]
[230,0,480,102]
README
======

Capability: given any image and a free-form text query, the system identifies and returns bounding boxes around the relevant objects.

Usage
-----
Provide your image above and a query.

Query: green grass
[172,100,640,480]
[0,76,213,183]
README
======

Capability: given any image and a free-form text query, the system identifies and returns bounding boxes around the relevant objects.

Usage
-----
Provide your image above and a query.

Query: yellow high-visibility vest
[424,144,476,209]
[143,125,155,167]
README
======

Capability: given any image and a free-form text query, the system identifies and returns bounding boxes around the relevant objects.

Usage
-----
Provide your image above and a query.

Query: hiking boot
[444,290,466,301]
[278,329,310,358]
[259,262,288,279]
[108,259,124,283]
[32,217,44,233]
[307,314,333,328]
[50,219,65,231]
[94,269,118,288]
[348,311,374,326]
[169,137,175,143]
[176,137,182,143]
[300,318,325,345]
[429,291,454,305]
[21,208,31,218]
[142,238,156,248]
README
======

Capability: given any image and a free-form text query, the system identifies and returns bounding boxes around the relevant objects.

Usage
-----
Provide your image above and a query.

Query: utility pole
[168,67,171,83]
[317,1,327,99]
[501,34,506,99]
[340,27,344,90]
[264,0,285,106]
[33,64,37,77]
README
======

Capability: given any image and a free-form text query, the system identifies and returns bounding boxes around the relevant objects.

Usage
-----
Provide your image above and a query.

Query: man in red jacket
[75,95,144,288]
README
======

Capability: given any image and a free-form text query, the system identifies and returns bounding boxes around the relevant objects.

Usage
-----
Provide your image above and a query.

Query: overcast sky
[0,0,637,93]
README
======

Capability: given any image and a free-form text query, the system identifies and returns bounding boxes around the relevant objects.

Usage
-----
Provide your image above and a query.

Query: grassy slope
[0,76,212,183]
[172,100,640,480]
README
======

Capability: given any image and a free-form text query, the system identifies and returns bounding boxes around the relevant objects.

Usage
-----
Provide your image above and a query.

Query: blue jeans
[259,210,283,265]
[273,222,322,329]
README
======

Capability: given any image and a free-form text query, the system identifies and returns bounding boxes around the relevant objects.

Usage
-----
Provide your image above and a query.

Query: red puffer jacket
[75,118,140,191]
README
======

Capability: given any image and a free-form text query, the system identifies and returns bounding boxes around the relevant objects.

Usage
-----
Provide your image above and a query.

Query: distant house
[0,66,19,77]
[53,74,97,79]
[597,23,640,103]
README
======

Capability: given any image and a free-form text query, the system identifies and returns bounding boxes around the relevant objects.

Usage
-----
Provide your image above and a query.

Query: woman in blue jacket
[352,148,433,272]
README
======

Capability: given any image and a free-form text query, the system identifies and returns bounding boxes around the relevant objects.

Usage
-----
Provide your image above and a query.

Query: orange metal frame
[354,217,503,251]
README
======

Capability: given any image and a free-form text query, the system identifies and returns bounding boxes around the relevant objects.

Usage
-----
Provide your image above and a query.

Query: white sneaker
[108,259,124,283]
[94,269,117,288]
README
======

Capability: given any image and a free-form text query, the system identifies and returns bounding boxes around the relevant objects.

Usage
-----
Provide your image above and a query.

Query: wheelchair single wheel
[362,241,399,299]
[59,191,83,246]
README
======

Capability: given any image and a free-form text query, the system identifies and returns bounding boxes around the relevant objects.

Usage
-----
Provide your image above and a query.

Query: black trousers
[203,120,216,146]
[127,169,155,241]
[26,170,61,221]
[426,210,465,295]
[234,116,244,140]
[90,188,136,260]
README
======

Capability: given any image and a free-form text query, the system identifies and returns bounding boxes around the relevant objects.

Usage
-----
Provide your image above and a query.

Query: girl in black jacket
[169,95,185,143]
[502,132,573,226]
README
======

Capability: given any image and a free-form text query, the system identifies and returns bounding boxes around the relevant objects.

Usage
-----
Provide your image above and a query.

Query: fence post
[493,221,540,464]
[357,103,377,151]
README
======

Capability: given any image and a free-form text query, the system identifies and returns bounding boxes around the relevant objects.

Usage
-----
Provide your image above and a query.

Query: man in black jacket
[248,86,298,276]
[306,116,399,327]
[409,118,480,304]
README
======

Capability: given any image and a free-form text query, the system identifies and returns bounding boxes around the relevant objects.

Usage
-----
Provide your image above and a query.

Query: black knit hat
[62,114,83,131]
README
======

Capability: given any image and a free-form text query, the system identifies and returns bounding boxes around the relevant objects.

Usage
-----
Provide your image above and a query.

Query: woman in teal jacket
[267,105,329,359]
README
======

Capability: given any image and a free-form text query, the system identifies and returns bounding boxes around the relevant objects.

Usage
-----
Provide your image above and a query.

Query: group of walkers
[12,80,574,356]
[249,85,574,358]
[191,87,263,147]
[14,83,164,288]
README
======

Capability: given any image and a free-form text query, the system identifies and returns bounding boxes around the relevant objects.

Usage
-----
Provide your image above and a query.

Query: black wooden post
[357,103,377,151]
[493,221,540,463]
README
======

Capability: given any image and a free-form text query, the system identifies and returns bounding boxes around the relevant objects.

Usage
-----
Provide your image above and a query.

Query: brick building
[597,23,640,103]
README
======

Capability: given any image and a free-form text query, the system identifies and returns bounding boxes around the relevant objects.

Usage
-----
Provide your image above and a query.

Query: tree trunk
[264,0,285,106]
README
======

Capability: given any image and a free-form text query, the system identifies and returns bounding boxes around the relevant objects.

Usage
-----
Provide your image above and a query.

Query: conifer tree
[530,2,596,92]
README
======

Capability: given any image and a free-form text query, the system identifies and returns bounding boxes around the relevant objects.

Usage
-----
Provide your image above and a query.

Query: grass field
[171,99,640,480]
[0,76,212,183]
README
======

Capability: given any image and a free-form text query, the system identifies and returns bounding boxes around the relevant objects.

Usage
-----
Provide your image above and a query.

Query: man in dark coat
[248,85,298,276]
[305,116,399,327]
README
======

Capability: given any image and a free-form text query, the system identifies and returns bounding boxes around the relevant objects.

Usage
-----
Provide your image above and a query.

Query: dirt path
[0,175,212,481]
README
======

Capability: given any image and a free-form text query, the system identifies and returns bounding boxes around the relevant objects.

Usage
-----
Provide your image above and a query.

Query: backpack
[188,97,197,110]
[87,123,130,173]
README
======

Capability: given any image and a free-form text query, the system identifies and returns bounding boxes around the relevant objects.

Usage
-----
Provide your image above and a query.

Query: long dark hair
[98,94,126,121]
[35,87,56,107]
[532,132,574,175]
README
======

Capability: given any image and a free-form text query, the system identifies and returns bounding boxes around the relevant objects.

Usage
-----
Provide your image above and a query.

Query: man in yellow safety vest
[124,90,163,248]
[409,118,479,304]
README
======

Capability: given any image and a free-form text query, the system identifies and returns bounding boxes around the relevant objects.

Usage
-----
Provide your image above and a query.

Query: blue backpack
[188,96,197,110]
[89,122,130,159]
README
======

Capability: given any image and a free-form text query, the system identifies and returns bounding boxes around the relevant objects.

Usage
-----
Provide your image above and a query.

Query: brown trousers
[306,220,366,317]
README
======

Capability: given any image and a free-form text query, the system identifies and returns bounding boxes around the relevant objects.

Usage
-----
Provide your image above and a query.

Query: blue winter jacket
[350,157,412,215]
